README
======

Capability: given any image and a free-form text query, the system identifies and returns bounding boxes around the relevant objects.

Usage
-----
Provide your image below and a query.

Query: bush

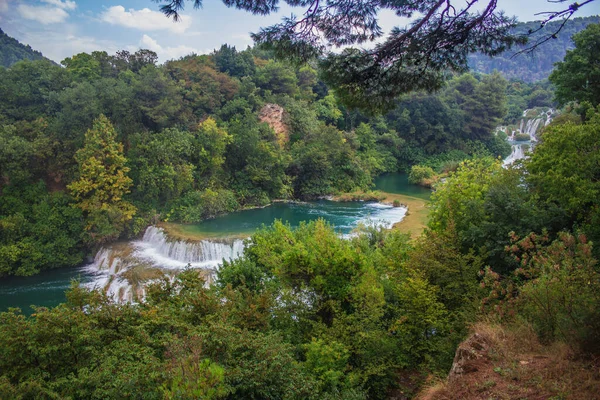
[439,160,460,174]
[513,133,530,141]
[336,191,386,202]
[511,232,600,354]
[169,189,240,223]
[408,165,436,185]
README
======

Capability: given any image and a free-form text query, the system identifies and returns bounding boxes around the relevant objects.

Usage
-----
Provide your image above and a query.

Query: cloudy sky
[0,0,598,63]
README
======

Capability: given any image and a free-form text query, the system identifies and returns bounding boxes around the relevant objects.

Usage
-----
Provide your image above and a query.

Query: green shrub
[169,189,240,223]
[408,165,435,185]
[513,133,531,141]
[511,232,600,354]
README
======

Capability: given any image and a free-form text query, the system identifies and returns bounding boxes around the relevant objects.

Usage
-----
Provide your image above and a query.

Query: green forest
[0,41,530,277]
[0,10,599,400]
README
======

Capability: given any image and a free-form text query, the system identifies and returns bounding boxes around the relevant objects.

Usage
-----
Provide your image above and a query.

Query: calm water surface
[0,266,96,313]
[374,172,432,200]
[178,200,404,238]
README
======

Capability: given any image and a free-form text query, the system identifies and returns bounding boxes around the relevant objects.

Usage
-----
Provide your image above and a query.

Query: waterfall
[503,144,525,166]
[503,108,556,166]
[138,226,245,268]
[84,226,246,302]
[83,246,137,302]
[523,118,543,141]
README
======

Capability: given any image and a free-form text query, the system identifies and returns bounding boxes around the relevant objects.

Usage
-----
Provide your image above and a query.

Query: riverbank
[328,190,429,238]
[161,190,428,241]
[383,192,429,238]
[160,196,416,242]
[333,191,429,238]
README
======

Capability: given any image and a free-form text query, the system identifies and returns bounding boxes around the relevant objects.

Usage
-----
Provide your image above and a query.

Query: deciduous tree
[549,23,600,106]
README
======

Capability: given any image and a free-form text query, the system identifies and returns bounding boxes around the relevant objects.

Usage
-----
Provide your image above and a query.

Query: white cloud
[41,0,77,11]
[2,24,119,63]
[0,0,9,13]
[101,6,192,34]
[140,34,205,62]
[17,4,69,24]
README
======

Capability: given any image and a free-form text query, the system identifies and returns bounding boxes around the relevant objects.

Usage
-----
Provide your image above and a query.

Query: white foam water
[355,203,407,229]
[84,226,246,302]
[135,226,245,269]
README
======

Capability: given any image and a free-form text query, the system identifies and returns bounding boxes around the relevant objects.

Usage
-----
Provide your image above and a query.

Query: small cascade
[523,118,542,141]
[503,144,526,166]
[84,226,246,303]
[139,226,244,267]
[503,108,557,166]
[83,245,138,303]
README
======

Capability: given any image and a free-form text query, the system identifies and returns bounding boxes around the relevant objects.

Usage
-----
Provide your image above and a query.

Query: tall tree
[194,117,232,186]
[67,115,136,245]
[549,23,600,107]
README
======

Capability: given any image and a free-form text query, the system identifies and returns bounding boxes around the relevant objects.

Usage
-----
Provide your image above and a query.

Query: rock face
[259,103,288,147]
[447,332,491,382]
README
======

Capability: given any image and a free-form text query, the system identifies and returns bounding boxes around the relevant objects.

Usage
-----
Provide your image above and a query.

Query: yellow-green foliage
[408,165,436,186]
[428,157,502,234]
[68,115,136,245]
[195,117,232,185]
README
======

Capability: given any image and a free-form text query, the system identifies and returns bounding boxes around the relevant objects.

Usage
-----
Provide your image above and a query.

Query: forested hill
[0,28,49,68]
[469,15,600,82]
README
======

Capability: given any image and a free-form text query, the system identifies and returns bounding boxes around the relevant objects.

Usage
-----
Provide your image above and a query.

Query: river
[0,173,427,312]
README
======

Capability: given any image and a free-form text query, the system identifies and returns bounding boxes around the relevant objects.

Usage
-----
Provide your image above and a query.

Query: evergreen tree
[67,115,136,245]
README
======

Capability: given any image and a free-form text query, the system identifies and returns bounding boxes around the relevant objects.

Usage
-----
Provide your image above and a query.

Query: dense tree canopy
[549,22,600,106]
[0,28,560,279]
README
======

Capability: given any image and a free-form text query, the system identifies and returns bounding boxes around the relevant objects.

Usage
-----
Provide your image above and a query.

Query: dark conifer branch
[512,0,597,56]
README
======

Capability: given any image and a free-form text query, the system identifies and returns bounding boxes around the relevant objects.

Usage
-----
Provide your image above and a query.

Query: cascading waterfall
[504,108,556,166]
[83,245,135,302]
[502,144,525,166]
[139,226,244,268]
[83,202,407,303]
[84,226,246,302]
[523,118,542,141]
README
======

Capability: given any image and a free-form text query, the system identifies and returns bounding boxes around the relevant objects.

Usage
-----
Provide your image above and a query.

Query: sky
[0,0,598,64]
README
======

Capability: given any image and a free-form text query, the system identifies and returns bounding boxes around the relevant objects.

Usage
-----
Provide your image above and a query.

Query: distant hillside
[0,28,49,68]
[469,16,600,82]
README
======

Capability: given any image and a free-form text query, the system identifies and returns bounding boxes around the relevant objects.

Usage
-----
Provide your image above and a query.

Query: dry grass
[417,320,600,400]
[334,190,387,202]
[383,193,430,238]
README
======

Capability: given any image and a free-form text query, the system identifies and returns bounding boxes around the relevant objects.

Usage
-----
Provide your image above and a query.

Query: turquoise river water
[0,173,428,312]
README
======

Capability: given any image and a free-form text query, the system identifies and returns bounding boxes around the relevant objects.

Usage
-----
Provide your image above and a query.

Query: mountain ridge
[469,15,600,82]
[0,27,51,68]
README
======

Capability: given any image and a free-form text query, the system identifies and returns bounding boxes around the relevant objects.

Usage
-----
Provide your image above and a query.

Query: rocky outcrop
[259,103,288,147]
[447,332,491,382]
